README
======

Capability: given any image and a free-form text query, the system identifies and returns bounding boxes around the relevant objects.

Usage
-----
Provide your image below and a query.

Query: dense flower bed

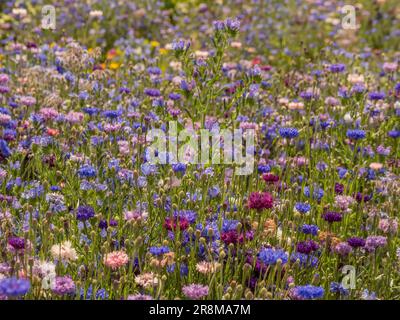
[0,0,399,300]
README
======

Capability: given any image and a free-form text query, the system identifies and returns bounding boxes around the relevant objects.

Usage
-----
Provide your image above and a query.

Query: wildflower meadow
[0,0,399,302]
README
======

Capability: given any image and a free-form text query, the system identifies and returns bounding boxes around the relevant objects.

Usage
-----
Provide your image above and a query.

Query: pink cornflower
[52,276,75,295]
[182,284,209,300]
[20,96,36,106]
[65,111,84,124]
[0,74,9,84]
[135,273,159,288]
[0,114,12,125]
[39,107,59,121]
[378,218,398,234]
[382,62,398,73]
[196,261,221,274]
[334,195,355,211]
[104,250,129,269]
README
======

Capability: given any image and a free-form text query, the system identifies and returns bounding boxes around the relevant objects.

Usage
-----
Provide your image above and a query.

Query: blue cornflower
[144,88,161,97]
[0,139,12,158]
[290,252,319,268]
[147,67,162,75]
[222,219,239,232]
[330,282,349,296]
[102,109,121,119]
[388,130,400,139]
[303,186,324,201]
[258,248,288,265]
[80,285,109,300]
[208,186,220,198]
[174,210,197,224]
[171,39,190,52]
[293,285,324,300]
[0,277,30,297]
[149,246,170,256]
[329,63,346,73]
[278,127,299,139]
[346,129,366,140]
[167,263,188,276]
[295,202,311,214]
[299,224,319,236]
[257,164,271,173]
[141,163,157,175]
[82,107,99,116]
[395,82,400,94]
[172,163,186,174]
[338,167,348,179]
[368,91,385,100]
[77,165,97,178]
[169,93,181,101]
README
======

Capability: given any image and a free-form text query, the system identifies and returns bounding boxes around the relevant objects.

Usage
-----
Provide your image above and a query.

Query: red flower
[248,192,274,211]
[262,173,279,183]
[163,217,189,231]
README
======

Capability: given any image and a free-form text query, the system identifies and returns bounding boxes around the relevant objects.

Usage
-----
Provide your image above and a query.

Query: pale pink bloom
[382,62,398,73]
[124,210,148,221]
[135,272,159,288]
[196,261,221,274]
[65,111,84,124]
[104,250,129,269]
[118,140,130,155]
[39,107,59,121]
[335,195,355,211]
[104,123,122,133]
[325,96,339,106]
[0,74,9,84]
[378,218,398,234]
[20,96,36,106]
[369,162,383,170]
[0,114,12,125]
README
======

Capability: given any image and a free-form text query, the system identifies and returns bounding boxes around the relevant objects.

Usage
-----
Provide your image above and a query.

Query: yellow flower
[109,62,120,70]
[150,41,160,47]
[159,48,168,55]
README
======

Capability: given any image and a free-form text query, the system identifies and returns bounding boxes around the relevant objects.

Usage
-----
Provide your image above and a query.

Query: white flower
[50,241,78,262]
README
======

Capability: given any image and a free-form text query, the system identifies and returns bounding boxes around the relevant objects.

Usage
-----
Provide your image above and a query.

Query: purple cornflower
[335,183,344,194]
[329,63,346,73]
[365,236,387,252]
[296,240,319,255]
[7,237,25,250]
[334,242,352,256]
[76,205,95,221]
[322,211,342,223]
[347,237,366,248]
[225,18,240,33]
[52,276,76,295]
[182,284,209,300]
